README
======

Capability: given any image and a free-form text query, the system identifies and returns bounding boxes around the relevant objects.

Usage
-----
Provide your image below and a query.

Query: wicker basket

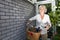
[26,28,40,40]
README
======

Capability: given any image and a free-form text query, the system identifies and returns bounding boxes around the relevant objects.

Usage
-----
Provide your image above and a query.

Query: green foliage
[53,34,60,40]
[48,12,59,25]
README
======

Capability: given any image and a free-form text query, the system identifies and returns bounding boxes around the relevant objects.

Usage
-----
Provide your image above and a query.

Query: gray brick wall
[0,0,35,40]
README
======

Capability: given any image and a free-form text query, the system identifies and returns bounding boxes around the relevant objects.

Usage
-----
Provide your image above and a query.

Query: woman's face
[39,6,45,15]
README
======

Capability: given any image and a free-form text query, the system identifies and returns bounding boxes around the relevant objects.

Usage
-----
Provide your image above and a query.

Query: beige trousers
[41,33,48,40]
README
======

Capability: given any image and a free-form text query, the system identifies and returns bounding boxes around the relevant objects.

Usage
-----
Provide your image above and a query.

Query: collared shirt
[29,14,51,34]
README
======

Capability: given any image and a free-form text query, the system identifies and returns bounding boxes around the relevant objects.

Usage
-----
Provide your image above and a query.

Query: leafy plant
[48,12,58,26]
[48,11,59,37]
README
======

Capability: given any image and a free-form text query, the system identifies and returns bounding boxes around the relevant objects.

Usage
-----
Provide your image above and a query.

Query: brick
[1,16,9,19]
[5,13,13,16]
[0,12,5,16]
[0,20,6,23]
[0,4,4,8]
[5,0,11,3]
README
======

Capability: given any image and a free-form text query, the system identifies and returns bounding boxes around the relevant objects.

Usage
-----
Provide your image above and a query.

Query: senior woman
[27,5,51,40]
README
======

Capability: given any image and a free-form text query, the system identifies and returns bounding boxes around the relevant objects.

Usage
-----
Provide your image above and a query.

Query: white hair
[39,5,47,13]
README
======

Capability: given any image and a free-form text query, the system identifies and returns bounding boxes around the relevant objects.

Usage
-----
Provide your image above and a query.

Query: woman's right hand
[26,20,32,26]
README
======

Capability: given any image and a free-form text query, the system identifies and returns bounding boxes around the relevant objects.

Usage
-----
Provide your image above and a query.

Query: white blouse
[29,14,51,34]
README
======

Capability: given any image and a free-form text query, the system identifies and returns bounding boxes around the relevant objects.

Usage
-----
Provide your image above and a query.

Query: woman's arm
[29,15,37,21]
[47,15,51,27]
[26,14,37,26]
[45,15,51,30]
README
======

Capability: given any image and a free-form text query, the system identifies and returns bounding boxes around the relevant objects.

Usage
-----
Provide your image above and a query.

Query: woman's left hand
[45,26,50,30]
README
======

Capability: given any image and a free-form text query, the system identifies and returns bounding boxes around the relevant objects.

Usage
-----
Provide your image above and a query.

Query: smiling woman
[39,4,51,14]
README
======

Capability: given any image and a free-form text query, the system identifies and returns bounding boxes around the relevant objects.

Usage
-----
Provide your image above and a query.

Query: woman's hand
[45,25,50,31]
[26,20,32,26]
